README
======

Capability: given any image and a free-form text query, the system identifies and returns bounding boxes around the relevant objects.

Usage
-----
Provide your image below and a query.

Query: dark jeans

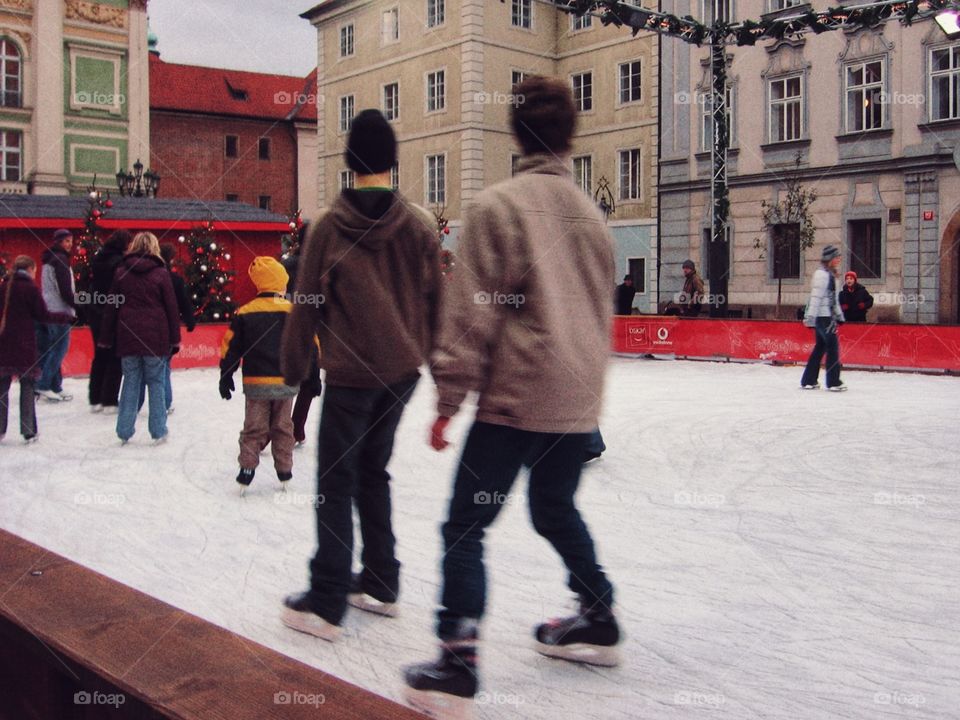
[88,325,122,407]
[437,422,614,640]
[306,376,419,624]
[0,375,37,439]
[801,317,842,388]
[36,322,71,393]
[586,428,606,455]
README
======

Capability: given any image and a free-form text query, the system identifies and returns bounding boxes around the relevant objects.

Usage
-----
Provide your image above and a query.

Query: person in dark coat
[99,232,181,444]
[154,243,196,414]
[614,275,636,315]
[0,256,73,442]
[88,230,132,412]
[839,271,874,322]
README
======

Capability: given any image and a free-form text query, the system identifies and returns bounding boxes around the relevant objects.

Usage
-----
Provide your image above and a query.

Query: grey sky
[148,1,318,77]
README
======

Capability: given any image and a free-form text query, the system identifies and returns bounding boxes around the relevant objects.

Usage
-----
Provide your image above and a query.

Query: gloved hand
[219,375,235,400]
[827,319,838,334]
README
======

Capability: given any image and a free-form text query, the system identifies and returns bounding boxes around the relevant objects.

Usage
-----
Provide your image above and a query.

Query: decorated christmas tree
[178,221,236,323]
[281,209,304,261]
[72,184,112,324]
[0,251,10,283]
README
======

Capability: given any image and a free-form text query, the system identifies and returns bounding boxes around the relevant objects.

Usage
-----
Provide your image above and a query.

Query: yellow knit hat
[248,256,288,294]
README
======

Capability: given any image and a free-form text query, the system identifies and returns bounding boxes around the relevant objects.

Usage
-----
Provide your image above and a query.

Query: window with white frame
[339,24,354,58]
[628,258,646,294]
[619,60,642,104]
[845,60,883,132]
[619,148,641,201]
[339,169,355,190]
[573,155,592,195]
[512,70,526,88]
[929,44,960,121]
[848,219,882,278]
[701,0,733,23]
[700,85,735,151]
[572,72,592,112]
[769,74,803,142]
[391,163,400,190]
[0,129,21,181]
[383,82,399,121]
[572,12,592,30]
[512,0,532,28]
[426,154,446,205]
[0,39,22,108]
[427,0,445,27]
[427,70,445,112]
[339,94,355,132]
[768,0,802,11]
[382,7,399,44]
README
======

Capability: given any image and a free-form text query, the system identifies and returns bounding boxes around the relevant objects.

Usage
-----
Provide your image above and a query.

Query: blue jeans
[118,356,168,441]
[36,323,72,393]
[437,422,614,640]
[801,317,842,388]
[137,357,172,411]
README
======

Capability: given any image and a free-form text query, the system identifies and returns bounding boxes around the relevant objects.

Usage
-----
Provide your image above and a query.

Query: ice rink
[1,358,957,719]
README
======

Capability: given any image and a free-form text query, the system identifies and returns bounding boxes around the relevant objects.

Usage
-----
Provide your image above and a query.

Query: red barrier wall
[612,316,960,371]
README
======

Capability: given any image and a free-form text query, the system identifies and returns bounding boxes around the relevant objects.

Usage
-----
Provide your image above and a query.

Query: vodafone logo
[657,327,669,341]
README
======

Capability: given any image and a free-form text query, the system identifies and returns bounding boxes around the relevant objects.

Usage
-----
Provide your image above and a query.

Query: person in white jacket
[801,244,846,391]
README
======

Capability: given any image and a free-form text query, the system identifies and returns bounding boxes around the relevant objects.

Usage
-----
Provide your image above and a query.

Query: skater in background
[404,76,620,717]
[615,274,636,315]
[679,259,704,317]
[801,244,846,391]
[839,270,873,322]
[219,257,303,493]
[88,230,131,414]
[0,256,73,443]
[157,243,195,414]
[35,228,76,402]
[99,232,180,444]
[280,108,441,640]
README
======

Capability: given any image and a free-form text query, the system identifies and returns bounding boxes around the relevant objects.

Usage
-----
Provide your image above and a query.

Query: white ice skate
[281,593,341,641]
[347,592,399,618]
[403,686,474,720]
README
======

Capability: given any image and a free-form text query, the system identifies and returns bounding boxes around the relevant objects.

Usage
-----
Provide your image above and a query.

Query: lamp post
[594,176,616,222]
[115,158,160,198]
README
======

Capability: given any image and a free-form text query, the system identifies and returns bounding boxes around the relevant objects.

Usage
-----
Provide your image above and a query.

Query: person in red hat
[838,270,874,322]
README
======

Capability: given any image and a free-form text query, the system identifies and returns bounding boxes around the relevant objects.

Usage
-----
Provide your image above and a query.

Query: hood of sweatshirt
[331,189,404,251]
[121,252,166,275]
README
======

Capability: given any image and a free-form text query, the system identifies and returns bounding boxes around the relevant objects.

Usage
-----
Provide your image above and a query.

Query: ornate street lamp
[115,158,160,198]
[594,176,616,221]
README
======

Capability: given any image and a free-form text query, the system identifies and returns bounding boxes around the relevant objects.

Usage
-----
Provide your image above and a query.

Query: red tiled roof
[149,55,317,122]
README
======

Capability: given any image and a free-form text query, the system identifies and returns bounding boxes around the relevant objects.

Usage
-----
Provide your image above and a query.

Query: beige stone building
[301,0,660,312]
[661,0,960,323]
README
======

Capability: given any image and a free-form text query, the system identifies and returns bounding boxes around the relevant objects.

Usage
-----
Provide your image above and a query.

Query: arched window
[0,38,22,108]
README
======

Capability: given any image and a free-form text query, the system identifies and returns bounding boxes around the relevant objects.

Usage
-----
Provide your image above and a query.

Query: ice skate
[281,592,341,641]
[800,383,820,390]
[277,470,292,490]
[90,404,103,413]
[23,435,38,445]
[534,599,621,667]
[347,572,399,617]
[153,434,168,446]
[404,629,478,720]
[827,383,847,392]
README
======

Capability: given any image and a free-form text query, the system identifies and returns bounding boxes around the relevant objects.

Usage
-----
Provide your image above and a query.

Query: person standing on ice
[801,244,846,391]
[35,228,76,402]
[219,257,302,493]
[404,75,621,717]
[838,270,873,322]
[279,108,441,640]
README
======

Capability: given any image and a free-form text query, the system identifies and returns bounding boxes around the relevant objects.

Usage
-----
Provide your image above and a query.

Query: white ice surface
[1,359,958,719]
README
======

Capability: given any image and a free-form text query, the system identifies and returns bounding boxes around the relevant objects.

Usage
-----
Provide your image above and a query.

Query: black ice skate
[277,470,292,489]
[236,467,255,496]
[280,591,341,642]
[404,627,479,720]
[534,599,621,667]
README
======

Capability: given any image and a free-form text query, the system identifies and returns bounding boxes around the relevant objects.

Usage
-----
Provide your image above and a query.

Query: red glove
[430,416,451,451]
[857,302,865,309]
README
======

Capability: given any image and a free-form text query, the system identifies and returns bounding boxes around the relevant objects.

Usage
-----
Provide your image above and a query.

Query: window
[426,154,446,205]
[0,39,21,108]
[572,12,592,30]
[512,0,532,28]
[700,86,735,151]
[427,70,445,112]
[340,95,355,132]
[619,148,641,201]
[258,137,271,160]
[340,24,355,57]
[383,83,399,121]
[427,0,445,27]
[848,219,882,279]
[225,193,239,202]
[512,70,526,89]
[845,60,883,132]
[770,223,801,279]
[511,153,522,176]
[339,170,355,190]
[929,44,960,121]
[225,135,238,158]
[628,258,646,294]
[0,129,21,181]
[572,72,592,112]
[769,75,803,142]
[573,155,592,195]
[702,0,733,23]
[258,195,271,211]
[619,61,642,104]
[391,164,400,190]
[768,0,802,10]
[382,7,399,44]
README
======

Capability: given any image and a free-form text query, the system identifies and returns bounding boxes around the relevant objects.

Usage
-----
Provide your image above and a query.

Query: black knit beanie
[345,109,397,175]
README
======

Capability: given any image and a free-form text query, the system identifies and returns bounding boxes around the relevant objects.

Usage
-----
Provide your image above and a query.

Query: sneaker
[90,404,103,413]
[404,626,479,719]
[348,572,399,618]
[827,383,848,392]
[534,599,621,667]
[800,383,821,390]
[281,592,341,641]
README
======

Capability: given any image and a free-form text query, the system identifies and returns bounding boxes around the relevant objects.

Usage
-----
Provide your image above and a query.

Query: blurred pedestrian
[36,228,76,401]
[801,245,846,391]
[88,230,131,413]
[679,259,704,317]
[615,274,636,315]
[838,270,873,322]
